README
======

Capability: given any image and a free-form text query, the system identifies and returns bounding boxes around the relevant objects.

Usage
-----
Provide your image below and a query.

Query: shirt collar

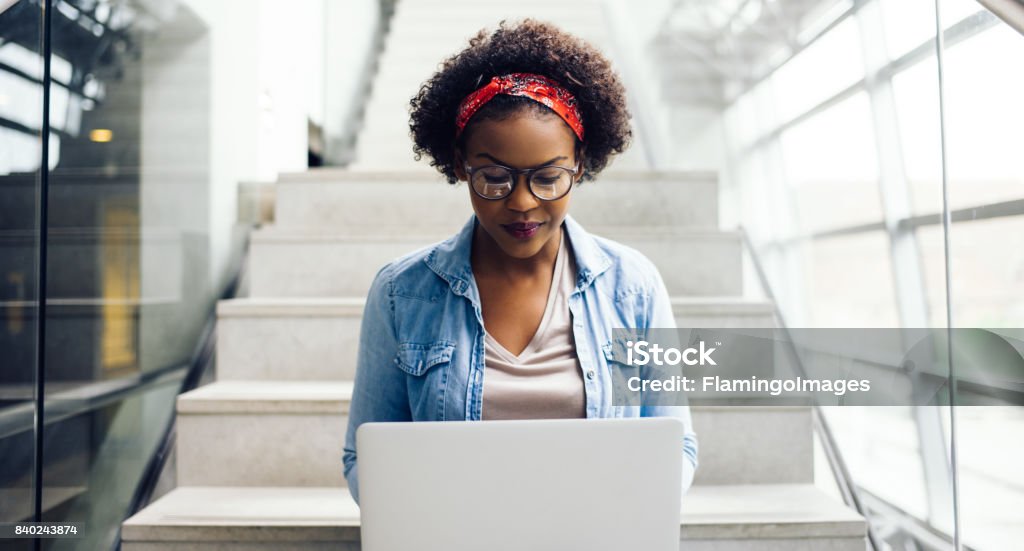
[424,213,612,301]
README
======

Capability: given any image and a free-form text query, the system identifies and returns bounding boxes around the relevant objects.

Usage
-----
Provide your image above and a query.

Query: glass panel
[27,0,214,548]
[892,51,944,216]
[772,15,864,122]
[824,406,931,517]
[0,1,43,547]
[779,92,884,234]
[940,3,1024,549]
[943,23,1024,213]
[803,231,901,327]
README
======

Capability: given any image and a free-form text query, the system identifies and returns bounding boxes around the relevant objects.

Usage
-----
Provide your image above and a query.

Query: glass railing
[2,0,228,549]
[2,0,393,548]
[713,0,1024,549]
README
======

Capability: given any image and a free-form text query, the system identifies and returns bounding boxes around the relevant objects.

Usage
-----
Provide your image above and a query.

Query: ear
[573,146,586,183]
[453,148,467,182]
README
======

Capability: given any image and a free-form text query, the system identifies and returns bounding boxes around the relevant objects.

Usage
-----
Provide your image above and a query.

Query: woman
[343,19,697,503]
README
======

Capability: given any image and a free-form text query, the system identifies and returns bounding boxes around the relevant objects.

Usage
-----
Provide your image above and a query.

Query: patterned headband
[454,72,585,141]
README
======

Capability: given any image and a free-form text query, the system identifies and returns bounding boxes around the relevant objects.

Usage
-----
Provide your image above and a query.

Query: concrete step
[122,484,865,550]
[176,381,352,488]
[215,296,773,382]
[273,169,718,231]
[178,379,809,488]
[248,228,742,298]
[216,297,364,382]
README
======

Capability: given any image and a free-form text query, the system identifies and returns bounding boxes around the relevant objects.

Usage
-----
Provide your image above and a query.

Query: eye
[478,166,511,184]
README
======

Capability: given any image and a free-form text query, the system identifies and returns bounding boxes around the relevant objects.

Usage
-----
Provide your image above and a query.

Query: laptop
[357,417,683,551]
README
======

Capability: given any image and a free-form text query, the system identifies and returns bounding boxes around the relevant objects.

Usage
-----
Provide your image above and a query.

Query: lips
[501,221,544,240]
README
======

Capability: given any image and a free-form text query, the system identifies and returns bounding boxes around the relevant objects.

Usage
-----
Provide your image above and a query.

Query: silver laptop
[357,417,683,551]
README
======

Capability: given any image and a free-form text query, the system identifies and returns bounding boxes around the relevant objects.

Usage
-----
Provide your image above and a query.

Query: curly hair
[409,19,633,184]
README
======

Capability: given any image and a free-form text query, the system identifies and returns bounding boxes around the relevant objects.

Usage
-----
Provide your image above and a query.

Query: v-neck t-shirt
[481,227,587,420]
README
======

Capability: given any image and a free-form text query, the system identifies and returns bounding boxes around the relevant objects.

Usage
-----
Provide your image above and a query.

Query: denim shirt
[342,214,699,504]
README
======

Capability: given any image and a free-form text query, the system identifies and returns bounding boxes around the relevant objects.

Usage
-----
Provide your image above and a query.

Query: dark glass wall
[0,1,43,547]
[1,0,213,548]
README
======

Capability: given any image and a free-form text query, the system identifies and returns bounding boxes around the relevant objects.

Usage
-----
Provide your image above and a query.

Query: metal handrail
[112,231,251,550]
[738,225,882,551]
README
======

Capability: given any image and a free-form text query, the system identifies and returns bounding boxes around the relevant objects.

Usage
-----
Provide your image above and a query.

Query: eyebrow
[474,153,568,169]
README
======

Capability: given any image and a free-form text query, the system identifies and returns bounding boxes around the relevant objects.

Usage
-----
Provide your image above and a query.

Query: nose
[504,173,540,212]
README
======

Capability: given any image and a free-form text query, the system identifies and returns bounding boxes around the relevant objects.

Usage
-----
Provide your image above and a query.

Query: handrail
[0,363,188,441]
[113,229,251,550]
[738,226,881,551]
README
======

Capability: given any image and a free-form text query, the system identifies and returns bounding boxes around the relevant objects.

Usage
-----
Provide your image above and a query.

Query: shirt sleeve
[343,265,411,505]
[639,263,700,495]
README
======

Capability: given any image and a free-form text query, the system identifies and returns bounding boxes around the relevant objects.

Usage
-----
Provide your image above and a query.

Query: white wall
[174,0,368,289]
[324,0,381,163]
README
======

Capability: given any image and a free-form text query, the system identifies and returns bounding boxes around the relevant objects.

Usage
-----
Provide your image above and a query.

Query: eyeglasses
[464,161,580,201]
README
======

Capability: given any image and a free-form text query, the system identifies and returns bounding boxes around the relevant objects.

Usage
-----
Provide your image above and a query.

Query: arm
[640,265,699,494]
[343,265,411,505]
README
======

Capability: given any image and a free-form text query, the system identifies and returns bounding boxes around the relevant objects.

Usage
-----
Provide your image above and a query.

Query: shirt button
[586,370,595,380]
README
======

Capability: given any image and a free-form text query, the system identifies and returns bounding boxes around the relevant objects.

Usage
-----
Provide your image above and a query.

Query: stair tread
[251,226,742,242]
[177,381,354,414]
[179,380,807,413]
[277,168,717,182]
[217,296,772,317]
[123,484,864,542]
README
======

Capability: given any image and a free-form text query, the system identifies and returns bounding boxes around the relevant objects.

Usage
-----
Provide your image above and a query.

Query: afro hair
[408,18,633,184]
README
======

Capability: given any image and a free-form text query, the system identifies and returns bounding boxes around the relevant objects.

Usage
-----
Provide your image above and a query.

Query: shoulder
[580,230,665,298]
[369,240,451,301]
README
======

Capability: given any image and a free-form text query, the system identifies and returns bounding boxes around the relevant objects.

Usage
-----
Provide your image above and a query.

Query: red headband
[454,73,584,141]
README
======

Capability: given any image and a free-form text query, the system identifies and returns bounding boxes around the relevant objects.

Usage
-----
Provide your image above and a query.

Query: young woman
[343,19,697,503]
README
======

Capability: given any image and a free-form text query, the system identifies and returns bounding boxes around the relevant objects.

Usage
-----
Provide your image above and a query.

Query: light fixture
[90,128,113,142]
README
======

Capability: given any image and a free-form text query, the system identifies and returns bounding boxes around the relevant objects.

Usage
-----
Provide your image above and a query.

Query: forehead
[463,113,576,166]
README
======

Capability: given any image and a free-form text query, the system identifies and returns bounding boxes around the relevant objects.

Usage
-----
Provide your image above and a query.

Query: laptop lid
[357,417,683,551]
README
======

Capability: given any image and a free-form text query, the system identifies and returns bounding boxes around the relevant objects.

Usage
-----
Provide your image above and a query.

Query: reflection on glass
[0,1,43,545]
[3,0,215,548]
[941,6,1024,549]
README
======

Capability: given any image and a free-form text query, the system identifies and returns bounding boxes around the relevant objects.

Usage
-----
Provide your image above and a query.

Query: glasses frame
[463,160,582,202]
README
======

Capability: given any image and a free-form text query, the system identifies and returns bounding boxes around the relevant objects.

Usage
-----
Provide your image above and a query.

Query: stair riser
[126,533,866,551]
[177,412,347,487]
[249,234,742,298]
[178,404,807,487]
[691,407,813,485]
[217,316,361,381]
[216,305,772,382]
[274,179,718,231]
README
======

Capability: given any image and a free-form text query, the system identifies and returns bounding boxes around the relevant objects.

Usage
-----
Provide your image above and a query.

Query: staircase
[121,0,868,549]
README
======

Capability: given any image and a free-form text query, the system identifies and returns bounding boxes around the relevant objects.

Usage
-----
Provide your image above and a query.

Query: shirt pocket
[602,339,642,412]
[395,340,456,377]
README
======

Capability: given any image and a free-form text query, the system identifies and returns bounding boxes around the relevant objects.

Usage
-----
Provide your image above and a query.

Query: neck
[471,223,561,281]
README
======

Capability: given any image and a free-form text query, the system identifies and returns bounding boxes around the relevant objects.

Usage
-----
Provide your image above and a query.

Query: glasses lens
[529,167,573,200]
[472,166,513,199]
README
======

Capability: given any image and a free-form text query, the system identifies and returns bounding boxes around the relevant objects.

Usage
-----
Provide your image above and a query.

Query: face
[454,112,583,261]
